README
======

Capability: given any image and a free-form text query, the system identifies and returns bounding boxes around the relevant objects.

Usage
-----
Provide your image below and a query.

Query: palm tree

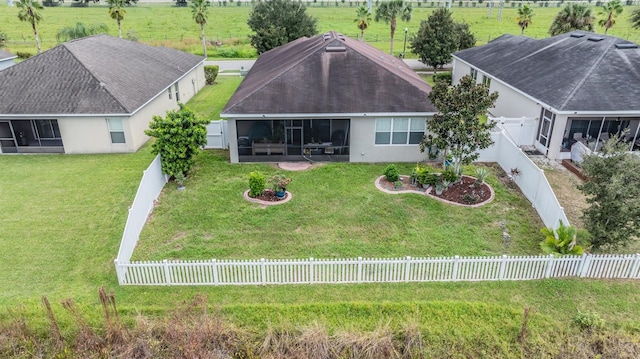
[16,0,44,54]
[540,221,588,257]
[354,5,372,41]
[108,0,126,39]
[598,0,623,34]
[375,0,412,55]
[632,8,640,30]
[56,22,109,43]
[190,0,209,57]
[516,5,534,35]
[549,3,595,36]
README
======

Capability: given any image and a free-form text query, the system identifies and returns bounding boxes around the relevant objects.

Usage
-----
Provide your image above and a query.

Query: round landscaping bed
[244,189,292,206]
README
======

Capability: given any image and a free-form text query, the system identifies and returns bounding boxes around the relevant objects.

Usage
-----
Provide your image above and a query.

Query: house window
[375,118,426,145]
[167,88,172,100]
[34,120,61,139]
[174,83,180,102]
[470,68,478,81]
[107,118,125,144]
[482,75,491,87]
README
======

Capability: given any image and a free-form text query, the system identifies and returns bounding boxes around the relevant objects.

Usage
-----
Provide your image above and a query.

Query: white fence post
[452,255,460,281]
[578,254,590,277]
[544,254,555,279]
[212,259,219,285]
[357,257,363,283]
[309,258,314,284]
[630,254,640,279]
[260,258,266,285]
[163,259,171,285]
[404,256,411,282]
[498,255,507,280]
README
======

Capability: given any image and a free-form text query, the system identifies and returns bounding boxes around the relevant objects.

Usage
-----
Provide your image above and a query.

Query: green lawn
[187,76,244,120]
[1,4,639,56]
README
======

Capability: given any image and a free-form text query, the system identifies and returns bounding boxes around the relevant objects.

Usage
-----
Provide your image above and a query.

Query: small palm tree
[549,3,595,36]
[375,0,412,55]
[354,5,372,41]
[540,221,588,257]
[190,0,209,57]
[631,8,640,30]
[598,0,623,34]
[108,0,126,39]
[56,22,109,43]
[16,0,44,54]
[516,5,534,35]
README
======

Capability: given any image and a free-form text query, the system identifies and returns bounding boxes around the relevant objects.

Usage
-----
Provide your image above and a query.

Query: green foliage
[0,31,7,48]
[442,168,458,183]
[549,3,595,35]
[16,0,44,54]
[578,136,640,250]
[516,5,534,35]
[16,51,33,59]
[540,221,587,256]
[108,0,126,39]
[420,75,498,175]
[248,171,266,198]
[354,5,372,40]
[190,0,209,57]
[55,22,109,43]
[432,71,452,85]
[631,8,640,29]
[374,0,412,55]
[419,172,439,186]
[145,104,209,177]
[269,173,291,192]
[573,310,605,332]
[598,0,623,34]
[204,65,219,85]
[383,164,400,182]
[410,8,475,69]
[247,0,317,54]
[475,167,489,185]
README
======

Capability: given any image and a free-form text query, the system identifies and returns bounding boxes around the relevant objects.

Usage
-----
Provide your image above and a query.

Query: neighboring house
[0,49,17,71]
[452,31,640,161]
[221,31,436,163]
[0,35,205,154]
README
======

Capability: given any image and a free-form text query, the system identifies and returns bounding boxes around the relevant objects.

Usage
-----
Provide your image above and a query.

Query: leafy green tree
[578,136,640,250]
[55,22,109,43]
[419,75,498,175]
[631,8,640,30]
[540,221,588,256]
[354,5,372,41]
[598,0,623,34]
[190,0,209,57]
[16,0,44,54]
[410,8,475,70]
[145,104,209,178]
[375,0,412,55]
[549,3,595,36]
[0,31,7,48]
[516,5,534,35]
[247,0,317,55]
[107,0,126,39]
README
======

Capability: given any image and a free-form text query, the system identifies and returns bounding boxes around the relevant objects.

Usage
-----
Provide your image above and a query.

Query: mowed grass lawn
[1,4,639,55]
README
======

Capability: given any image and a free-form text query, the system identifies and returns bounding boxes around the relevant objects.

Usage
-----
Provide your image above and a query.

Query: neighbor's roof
[0,35,204,115]
[0,49,17,61]
[453,31,640,113]
[222,31,436,116]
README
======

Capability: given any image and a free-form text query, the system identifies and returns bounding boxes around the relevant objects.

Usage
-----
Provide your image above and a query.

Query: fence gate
[205,120,228,149]
[489,116,537,147]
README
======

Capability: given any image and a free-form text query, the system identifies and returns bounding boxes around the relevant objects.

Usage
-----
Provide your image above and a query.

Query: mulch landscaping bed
[378,175,492,206]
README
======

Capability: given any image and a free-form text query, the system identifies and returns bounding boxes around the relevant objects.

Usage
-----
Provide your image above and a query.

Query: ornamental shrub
[248,171,266,198]
[383,164,399,182]
[204,65,219,85]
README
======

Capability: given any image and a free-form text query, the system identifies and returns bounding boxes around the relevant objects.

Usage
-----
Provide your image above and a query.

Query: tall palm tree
[16,0,44,54]
[631,8,640,30]
[354,5,372,41]
[598,0,623,34]
[516,5,534,35]
[108,0,126,39]
[549,3,595,36]
[190,0,209,57]
[375,0,412,55]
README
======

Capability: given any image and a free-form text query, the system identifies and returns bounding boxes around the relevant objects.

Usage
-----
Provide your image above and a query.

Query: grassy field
[187,76,244,120]
[1,3,639,56]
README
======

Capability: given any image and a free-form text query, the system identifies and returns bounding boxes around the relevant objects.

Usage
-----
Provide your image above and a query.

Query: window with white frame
[174,83,180,102]
[482,75,491,87]
[107,118,125,144]
[470,68,478,81]
[167,88,172,100]
[375,118,426,145]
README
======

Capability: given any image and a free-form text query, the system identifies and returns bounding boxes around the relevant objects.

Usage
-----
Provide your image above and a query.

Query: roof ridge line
[505,36,569,69]
[559,39,616,109]
[62,42,130,113]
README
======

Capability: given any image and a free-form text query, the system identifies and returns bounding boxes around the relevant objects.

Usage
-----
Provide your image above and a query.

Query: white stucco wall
[228,119,240,163]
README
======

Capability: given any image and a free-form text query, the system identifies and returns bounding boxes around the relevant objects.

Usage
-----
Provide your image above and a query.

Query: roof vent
[326,46,347,52]
[615,43,639,49]
[570,33,586,38]
[587,36,604,42]
[337,33,346,41]
[322,33,332,41]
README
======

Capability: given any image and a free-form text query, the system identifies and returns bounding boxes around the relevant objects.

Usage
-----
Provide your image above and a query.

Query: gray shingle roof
[0,35,204,115]
[222,31,436,116]
[453,32,640,112]
[0,49,17,61]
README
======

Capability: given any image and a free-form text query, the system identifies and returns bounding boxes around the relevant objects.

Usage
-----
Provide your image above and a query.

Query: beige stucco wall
[349,116,430,163]
[60,62,205,154]
[228,119,240,163]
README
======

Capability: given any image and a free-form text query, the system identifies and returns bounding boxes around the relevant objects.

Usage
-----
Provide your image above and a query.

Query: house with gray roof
[0,35,205,154]
[221,31,436,163]
[452,31,640,161]
[0,49,17,71]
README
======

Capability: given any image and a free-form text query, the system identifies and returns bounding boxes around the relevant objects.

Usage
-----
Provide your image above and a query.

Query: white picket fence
[114,254,640,286]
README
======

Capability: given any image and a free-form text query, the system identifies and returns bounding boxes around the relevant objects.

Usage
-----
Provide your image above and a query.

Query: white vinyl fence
[489,116,537,147]
[115,254,640,286]
[205,120,229,149]
[478,129,569,229]
[115,155,169,265]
